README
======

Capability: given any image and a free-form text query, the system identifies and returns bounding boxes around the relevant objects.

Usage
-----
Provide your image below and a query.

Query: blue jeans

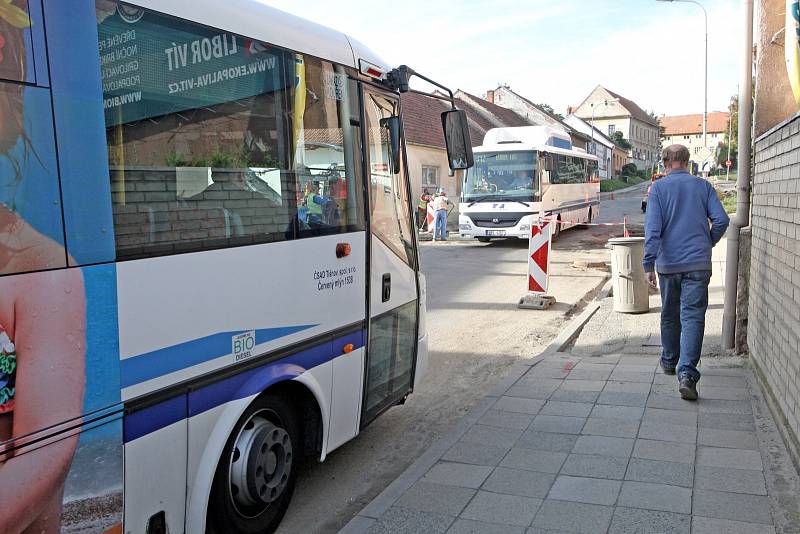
[434,209,447,240]
[658,270,712,382]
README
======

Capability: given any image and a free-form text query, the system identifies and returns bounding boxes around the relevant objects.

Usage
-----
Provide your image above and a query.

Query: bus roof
[473,143,600,162]
[134,0,390,72]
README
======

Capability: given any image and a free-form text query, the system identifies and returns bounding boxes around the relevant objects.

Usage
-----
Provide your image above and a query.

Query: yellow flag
[787,0,800,107]
[292,53,306,167]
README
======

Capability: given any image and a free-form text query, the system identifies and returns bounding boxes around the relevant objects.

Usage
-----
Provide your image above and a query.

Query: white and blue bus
[459,126,600,242]
[0,1,471,533]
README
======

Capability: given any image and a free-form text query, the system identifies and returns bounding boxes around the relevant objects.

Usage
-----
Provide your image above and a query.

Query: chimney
[566,105,575,116]
[486,90,494,104]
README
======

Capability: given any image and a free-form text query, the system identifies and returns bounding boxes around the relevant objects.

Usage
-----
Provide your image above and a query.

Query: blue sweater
[643,170,730,273]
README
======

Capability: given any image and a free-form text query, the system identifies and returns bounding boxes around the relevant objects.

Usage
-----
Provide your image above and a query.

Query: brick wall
[748,113,800,446]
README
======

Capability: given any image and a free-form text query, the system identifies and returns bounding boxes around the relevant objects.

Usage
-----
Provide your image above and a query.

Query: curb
[338,279,613,533]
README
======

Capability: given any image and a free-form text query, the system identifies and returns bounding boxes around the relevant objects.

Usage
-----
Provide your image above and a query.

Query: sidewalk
[340,241,800,534]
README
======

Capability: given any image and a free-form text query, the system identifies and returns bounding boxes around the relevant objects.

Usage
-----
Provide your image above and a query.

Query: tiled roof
[660,112,730,136]
[400,91,448,149]
[457,89,532,129]
[604,87,659,126]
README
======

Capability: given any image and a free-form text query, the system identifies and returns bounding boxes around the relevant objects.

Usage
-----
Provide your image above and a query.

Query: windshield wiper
[466,195,496,207]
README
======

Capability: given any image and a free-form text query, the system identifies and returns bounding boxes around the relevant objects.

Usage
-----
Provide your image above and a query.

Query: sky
[259,0,741,117]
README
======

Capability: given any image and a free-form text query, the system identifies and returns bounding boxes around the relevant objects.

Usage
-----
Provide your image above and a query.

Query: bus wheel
[553,216,561,240]
[477,237,491,243]
[581,208,592,229]
[207,395,300,534]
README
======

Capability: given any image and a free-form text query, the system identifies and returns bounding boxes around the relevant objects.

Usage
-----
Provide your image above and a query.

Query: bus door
[360,88,419,427]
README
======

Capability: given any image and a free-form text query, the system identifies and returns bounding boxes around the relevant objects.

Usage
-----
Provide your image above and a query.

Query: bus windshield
[463,151,539,203]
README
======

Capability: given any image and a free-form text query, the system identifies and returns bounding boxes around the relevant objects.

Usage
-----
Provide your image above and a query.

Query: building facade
[660,112,730,172]
[485,85,591,150]
[563,115,614,180]
[745,0,800,465]
[574,85,660,171]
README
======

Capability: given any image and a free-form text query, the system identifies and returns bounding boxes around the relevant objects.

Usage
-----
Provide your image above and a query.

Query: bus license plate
[487,230,506,236]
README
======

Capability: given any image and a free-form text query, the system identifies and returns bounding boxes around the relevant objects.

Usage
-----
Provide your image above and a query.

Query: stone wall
[748,113,800,451]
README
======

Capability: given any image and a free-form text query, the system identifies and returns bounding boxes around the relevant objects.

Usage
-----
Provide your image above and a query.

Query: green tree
[612,131,632,150]
[536,103,564,120]
[718,95,738,169]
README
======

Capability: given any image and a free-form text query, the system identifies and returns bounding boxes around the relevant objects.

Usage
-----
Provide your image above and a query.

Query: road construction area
[276,187,646,534]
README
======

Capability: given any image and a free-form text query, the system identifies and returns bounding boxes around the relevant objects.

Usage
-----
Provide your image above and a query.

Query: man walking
[431,188,450,242]
[418,188,432,230]
[643,145,729,400]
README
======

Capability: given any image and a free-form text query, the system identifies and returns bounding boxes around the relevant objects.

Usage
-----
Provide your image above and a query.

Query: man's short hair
[662,144,690,164]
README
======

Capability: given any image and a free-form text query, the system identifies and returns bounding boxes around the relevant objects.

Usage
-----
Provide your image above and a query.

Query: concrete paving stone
[646,394,699,412]
[585,354,622,365]
[532,500,614,532]
[603,381,652,394]
[423,462,494,489]
[609,371,654,383]
[698,399,753,415]
[478,410,536,430]
[694,466,767,495]
[608,507,691,534]
[560,453,629,479]
[695,386,750,401]
[653,373,681,385]
[530,415,587,434]
[500,447,568,474]
[443,441,511,466]
[460,490,542,527]
[481,467,556,498]
[691,516,776,534]
[574,362,618,371]
[558,380,606,392]
[701,367,748,376]
[395,481,476,516]
[637,420,697,444]
[651,383,682,395]
[549,389,600,404]
[547,475,621,506]
[566,369,613,381]
[692,489,773,525]
[494,396,546,415]
[572,435,634,458]
[507,384,560,400]
[590,404,644,421]
[367,506,454,534]
[696,446,763,471]
[632,439,696,464]
[525,366,571,379]
[540,401,595,418]
[517,430,579,453]
[617,481,692,514]
[698,428,759,450]
[701,375,749,388]
[597,391,649,407]
[516,378,568,391]
[624,458,694,487]
[697,412,755,431]
[460,424,524,449]
[643,408,698,426]
[581,417,640,438]
[446,518,525,534]
[541,355,582,366]
[615,364,657,373]
[618,356,658,366]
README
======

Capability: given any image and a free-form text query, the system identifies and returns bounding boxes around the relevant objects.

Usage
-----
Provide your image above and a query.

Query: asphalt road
[275,190,642,534]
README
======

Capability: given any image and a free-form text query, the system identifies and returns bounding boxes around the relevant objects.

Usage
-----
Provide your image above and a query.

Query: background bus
[0,1,471,533]
[459,126,600,242]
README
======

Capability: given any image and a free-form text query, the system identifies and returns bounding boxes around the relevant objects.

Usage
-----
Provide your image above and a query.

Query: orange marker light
[336,243,351,258]
[343,343,354,353]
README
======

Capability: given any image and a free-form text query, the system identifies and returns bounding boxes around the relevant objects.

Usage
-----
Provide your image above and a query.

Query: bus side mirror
[380,116,402,175]
[441,109,473,171]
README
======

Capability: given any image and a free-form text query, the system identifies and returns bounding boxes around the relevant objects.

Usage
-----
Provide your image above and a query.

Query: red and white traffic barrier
[519,220,556,309]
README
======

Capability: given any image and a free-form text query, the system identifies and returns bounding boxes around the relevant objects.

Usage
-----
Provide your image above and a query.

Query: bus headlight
[459,223,472,230]
[520,224,530,232]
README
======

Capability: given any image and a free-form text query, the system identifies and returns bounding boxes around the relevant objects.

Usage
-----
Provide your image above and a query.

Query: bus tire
[477,237,491,243]
[207,394,301,534]
[581,208,592,229]
[553,215,561,240]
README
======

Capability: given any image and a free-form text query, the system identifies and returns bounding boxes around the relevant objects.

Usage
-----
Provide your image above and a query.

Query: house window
[421,165,439,187]
[684,135,689,140]
[696,134,702,138]
[608,124,616,135]
[694,147,701,154]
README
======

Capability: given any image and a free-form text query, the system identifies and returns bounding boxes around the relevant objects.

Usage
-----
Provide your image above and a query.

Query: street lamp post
[589,98,619,160]
[657,0,708,169]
